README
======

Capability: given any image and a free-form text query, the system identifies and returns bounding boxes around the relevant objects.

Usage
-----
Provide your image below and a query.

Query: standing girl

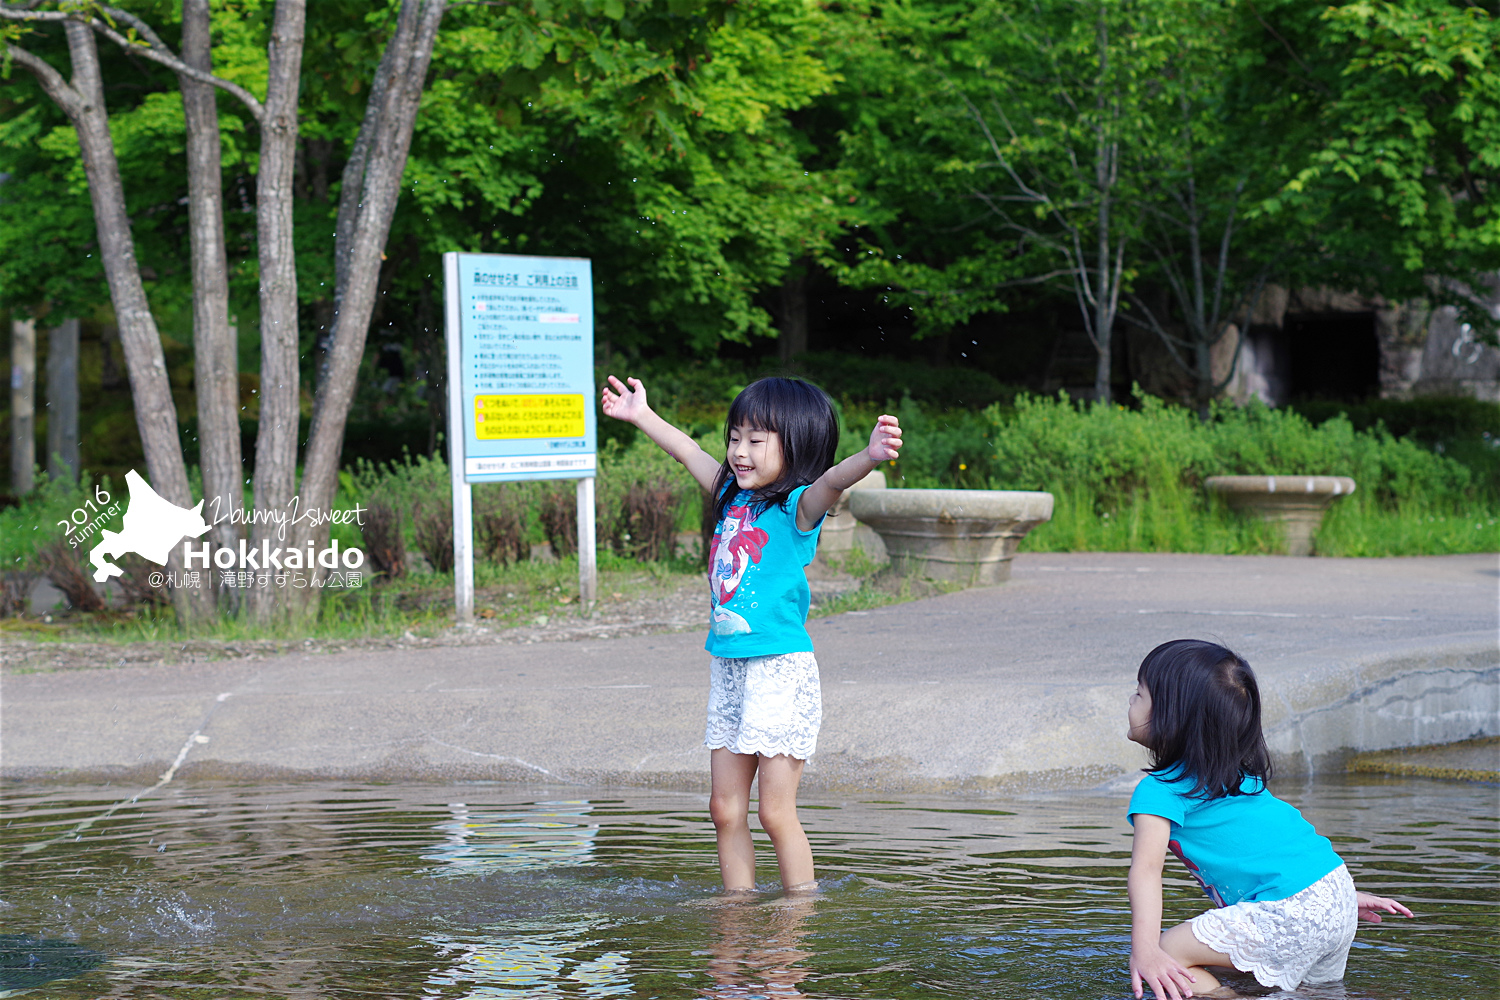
[601,374,901,893]
[1126,639,1412,999]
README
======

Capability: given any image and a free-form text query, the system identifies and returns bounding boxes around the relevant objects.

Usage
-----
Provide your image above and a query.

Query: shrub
[346,433,705,570]
[595,434,700,558]
[1289,396,1499,498]
[349,451,452,574]
[980,393,1493,555]
[615,482,681,561]
[35,536,105,612]
[474,484,530,566]
[537,486,578,558]
[0,472,113,613]
[0,471,102,573]
[361,502,407,579]
[787,351,1013,408]
[410,495,454,573]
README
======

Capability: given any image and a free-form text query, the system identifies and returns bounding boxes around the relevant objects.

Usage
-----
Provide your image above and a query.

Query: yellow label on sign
[474,394,586,440]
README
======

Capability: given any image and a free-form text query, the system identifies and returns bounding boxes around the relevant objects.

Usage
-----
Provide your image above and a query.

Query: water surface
[1,775,1494,998]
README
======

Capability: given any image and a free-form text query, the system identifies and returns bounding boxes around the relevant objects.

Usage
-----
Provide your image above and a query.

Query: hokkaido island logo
[82,469,367,591]
[89,470,211,582]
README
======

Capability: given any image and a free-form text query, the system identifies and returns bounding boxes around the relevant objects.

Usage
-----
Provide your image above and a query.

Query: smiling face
[1127,681,1152,745]
[727,424,785,491]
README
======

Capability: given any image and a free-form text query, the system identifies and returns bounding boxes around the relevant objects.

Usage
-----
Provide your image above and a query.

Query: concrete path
[4,552,1496,792]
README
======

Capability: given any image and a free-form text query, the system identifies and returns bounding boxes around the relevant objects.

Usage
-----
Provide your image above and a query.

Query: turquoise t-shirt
[704,484,824,658]
[1128,769,1344,906]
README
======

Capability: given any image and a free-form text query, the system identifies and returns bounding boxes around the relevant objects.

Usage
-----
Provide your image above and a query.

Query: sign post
[443,252,597,622]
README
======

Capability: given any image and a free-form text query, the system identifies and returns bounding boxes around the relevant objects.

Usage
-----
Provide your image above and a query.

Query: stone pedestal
[1205,476,1357,556]
[849,489,1053,586]
[819,469,886,554]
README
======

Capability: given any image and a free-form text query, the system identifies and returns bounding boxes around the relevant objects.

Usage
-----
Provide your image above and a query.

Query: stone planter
[849,489,1054,586]
[1205,476,1356,556]
[819,469,886,554]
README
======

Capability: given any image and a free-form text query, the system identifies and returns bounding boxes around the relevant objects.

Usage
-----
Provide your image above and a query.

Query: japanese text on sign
[474,394,586,440]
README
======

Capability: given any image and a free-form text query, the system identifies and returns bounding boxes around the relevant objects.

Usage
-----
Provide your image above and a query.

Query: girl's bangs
[725,392,780,436]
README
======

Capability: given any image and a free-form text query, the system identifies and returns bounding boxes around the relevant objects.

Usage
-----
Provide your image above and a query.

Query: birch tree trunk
[180,0,243,611]
[1090,10,1120,405]
[10,316,35,495]
[245,0,307,623]
[290,0,447,618]
[7,23,211,625]
[45,317,79,482]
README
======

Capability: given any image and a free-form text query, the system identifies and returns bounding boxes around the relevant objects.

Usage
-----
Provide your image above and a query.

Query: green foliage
[346,432,704,566]
[0,472,109,571]
[1245,0,1500,328]
[388,0,853,356]
[982,393,1493,555]
[789,352,1012,409]
[1289,396,1500,492]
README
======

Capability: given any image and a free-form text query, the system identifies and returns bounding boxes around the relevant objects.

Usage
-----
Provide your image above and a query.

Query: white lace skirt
[1190,864,1358,992]
[704,652,822,760]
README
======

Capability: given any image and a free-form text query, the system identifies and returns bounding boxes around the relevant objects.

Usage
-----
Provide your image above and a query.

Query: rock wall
[1221,277,1500,405]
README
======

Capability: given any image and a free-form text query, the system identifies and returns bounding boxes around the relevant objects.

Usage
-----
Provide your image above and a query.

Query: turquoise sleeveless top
[704,485,824,658]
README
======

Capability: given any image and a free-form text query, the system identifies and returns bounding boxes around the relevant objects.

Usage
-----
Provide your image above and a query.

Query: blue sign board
[445,252,596,483]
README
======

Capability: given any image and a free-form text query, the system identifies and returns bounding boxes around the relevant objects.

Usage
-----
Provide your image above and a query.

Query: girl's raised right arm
[601,376,722,493]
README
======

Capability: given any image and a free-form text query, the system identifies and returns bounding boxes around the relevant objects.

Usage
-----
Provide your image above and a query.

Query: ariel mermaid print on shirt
[1169,838,1227,908]
[709,503,770,636]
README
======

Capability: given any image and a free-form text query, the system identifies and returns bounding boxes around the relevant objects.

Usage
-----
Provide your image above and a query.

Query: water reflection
[698,896,816,1000]
[425,918,631,998]
[0,934,106,992]
[424,800,600,873]
[0,777,1492,999]
[422,800,631,996]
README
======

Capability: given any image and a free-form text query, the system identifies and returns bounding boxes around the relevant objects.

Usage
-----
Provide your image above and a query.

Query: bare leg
[755,753,814,890]
[1159,922,1240,996]
[710,748,759,890]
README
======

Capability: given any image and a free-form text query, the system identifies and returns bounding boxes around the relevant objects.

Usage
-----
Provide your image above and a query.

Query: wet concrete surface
[4,552,1496,792]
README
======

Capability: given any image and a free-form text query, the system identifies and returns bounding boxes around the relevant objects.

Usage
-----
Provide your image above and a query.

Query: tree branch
[5,41,82,116]
[86,17,264,121]
[1,3,265,121]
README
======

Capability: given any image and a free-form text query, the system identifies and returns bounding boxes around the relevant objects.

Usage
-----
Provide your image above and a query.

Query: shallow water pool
[1,775,1494,998]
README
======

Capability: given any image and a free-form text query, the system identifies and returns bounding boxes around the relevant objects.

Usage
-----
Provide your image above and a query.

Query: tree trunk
[246,0,307,623]
[15,23,211,625]
[776,268,809,362]
[1091,8,1115,405]
[181,0,243,614]
[10,316,35,495]
[45,317,79,482]
[293,0,447,615]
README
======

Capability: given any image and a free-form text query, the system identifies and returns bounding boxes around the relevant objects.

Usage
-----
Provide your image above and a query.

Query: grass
[15,551,710,646]
[1016,487,1498,557]
[13,545,952,646]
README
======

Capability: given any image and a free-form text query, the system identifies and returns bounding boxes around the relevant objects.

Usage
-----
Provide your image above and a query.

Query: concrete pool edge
[1258,631,1500,775]
[4,632,1494,795]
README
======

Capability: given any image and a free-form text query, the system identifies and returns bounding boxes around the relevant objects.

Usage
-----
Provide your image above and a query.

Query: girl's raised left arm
[796,415,903,532]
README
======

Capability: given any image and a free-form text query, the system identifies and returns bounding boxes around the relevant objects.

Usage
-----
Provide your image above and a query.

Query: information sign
[442,251,598,621]
[449,252,596,482]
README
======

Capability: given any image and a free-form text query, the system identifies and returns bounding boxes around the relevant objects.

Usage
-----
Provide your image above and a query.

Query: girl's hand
[1130,944,1196,1000]
[866,414,902,464]
[1357,891,1414,923]
[601,375,649,425]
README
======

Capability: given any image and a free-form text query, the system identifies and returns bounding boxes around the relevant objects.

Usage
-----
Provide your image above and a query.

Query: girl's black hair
[711,377,839,522]
[1136,639,1272,799]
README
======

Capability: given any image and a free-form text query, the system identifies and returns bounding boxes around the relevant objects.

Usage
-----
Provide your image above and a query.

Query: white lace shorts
[1190,864,1357,992]
[705,652,822,760]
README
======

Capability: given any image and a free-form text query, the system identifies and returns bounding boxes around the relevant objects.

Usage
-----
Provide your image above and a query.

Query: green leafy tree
[1243,0,1500,334]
